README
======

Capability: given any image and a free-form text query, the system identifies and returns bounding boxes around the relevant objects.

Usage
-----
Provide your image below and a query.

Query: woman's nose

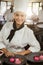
[18,16,22,20]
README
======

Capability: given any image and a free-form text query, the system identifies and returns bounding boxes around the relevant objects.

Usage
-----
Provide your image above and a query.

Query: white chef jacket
[38,10,43,22]
[0,22,40,53]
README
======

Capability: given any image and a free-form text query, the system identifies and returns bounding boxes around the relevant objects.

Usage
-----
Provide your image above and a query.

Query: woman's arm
[28,29,41,52]
[1,48,14,57]
[14,50,31,55]
[1,48,8,53]
[0,23,14,57]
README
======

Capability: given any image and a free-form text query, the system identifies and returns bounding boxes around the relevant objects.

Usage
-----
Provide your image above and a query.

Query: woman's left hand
[14,50,31,55]
[14,52,25,55]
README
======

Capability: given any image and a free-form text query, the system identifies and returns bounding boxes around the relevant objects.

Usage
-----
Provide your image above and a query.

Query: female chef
[0,0,40,57]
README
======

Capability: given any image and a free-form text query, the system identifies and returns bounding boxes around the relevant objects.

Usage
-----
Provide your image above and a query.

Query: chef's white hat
[14,0,28,15]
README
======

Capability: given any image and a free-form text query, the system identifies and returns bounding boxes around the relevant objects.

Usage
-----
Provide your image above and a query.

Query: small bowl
[15,58,21,64]
[9,57,15,63]
[39,54,43,60]
[33,56,40,61]
[0,50,4,57]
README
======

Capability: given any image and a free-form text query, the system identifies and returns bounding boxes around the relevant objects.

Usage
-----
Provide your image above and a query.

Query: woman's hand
[5,51,14,57]
[14,50,31,55]
[1,48,14,57]
[15,52,25,55]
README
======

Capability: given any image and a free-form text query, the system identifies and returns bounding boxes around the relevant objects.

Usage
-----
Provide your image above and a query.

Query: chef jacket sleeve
[28,29,41,52]
[0,24,6,49]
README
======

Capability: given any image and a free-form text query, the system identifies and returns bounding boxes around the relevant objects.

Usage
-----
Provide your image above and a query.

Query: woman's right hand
[5,51,14,57]
[1,48,14,57]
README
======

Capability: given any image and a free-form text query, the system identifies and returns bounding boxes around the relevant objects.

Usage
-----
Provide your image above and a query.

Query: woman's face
[14,11,26,25]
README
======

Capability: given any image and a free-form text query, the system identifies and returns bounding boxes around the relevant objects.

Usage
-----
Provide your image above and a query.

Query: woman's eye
[16,14,19,16]
[21,15,24,17]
